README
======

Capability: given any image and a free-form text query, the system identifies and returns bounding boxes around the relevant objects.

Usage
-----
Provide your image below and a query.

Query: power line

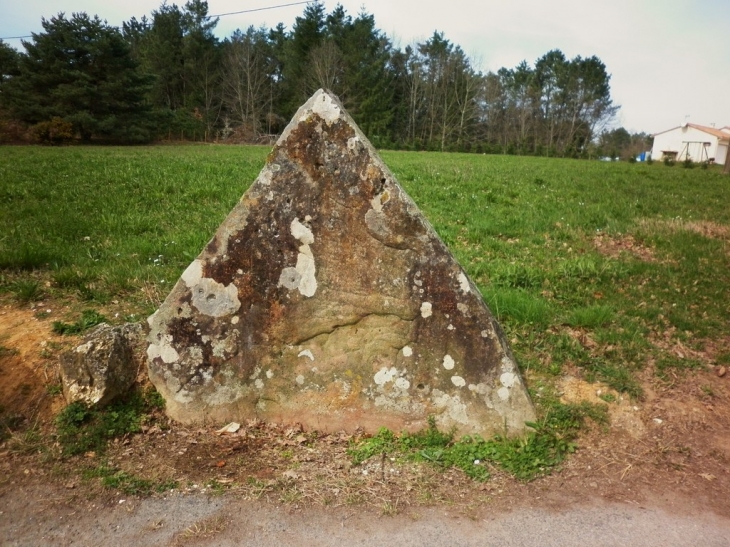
[209,1,312,19]
[0,1,312,41]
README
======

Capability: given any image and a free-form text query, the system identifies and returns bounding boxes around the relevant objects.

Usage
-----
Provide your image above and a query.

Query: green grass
[55,387,165,456]
[2,145,729,455]
[82,463,178,495]
[349,403,608,481]
[0,145,268,310]
[10,278,44,302]
[565,305,614,328]
[52,309,108,335]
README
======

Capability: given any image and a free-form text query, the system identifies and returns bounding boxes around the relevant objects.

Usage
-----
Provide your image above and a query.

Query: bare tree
[306,41,344,94]
[198,48,223,140]
[222,27,272,140]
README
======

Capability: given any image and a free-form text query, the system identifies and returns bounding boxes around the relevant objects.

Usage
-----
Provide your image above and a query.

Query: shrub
[663,157,675,167]
[31,117,74,145]
[0,113,28,144]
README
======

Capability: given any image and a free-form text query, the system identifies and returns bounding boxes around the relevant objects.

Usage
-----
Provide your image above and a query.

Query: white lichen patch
[278,267,301,290]
[374,394,423,414]
[75,342,92,354]
[374,366,398,386]
[259,168,273,186]
[173,388,194,405]
[370,191,390,213]
[181,259,203,288]
[201,384,245,407]
[451,376,466,387]
[266,370,274,379]
[186,346,204,367]
[457,302,469,315]
[295,245,317,297]
[290,218,314,245]
[394,378,411,390]
[309,91,341,123]
[431,390,469,424]
[458,272,471,293]
[211,332,238,358]
[147,334,179,364]
[447,324,454,331]
[296,375,305,385]
[279,218,318,297]
[500,356,516,372]
[254,379,264,389]
[298,349,315,361]
[190,278,241,318]
[420,302,433,318]
[442,354,455,370]
[402,346,413,357]
[468,383,490,395]
[347,136,360,152]
[498,387,510,401]
[500,372,517,388]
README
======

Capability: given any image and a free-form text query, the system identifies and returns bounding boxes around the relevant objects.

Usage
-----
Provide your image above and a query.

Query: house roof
[652,123,730,141]
[688,124,730,140]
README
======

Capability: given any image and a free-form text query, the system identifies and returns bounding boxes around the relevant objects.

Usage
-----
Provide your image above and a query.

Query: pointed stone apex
[147,89,535,436]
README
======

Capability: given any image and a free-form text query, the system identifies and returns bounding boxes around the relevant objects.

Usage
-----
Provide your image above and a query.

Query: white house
[651,123,729,165]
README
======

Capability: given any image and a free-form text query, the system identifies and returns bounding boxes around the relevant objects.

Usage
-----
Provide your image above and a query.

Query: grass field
[1,144,729,401]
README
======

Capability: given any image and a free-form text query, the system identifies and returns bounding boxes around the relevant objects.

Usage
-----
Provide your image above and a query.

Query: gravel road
[2,484,728,547]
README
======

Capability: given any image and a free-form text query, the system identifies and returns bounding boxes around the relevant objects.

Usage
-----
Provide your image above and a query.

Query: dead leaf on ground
[215,422,241,435]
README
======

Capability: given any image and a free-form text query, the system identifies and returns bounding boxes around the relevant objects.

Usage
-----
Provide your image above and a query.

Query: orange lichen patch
[592,232,656,262]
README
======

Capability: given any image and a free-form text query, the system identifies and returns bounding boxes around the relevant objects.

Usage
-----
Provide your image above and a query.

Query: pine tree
[0,41,20,84]
[2,13,153,142]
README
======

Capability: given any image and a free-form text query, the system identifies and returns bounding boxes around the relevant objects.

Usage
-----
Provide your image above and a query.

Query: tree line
[0,0,643,157]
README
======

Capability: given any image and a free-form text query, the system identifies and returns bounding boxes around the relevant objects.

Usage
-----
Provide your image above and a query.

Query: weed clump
[55,387,165,456]
[348,403,607,482]
[52,309,107,335]
[82,463,178,495]
[11,279,43,303]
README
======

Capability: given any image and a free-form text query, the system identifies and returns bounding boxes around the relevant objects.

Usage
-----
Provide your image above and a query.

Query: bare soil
[2,295,730,545]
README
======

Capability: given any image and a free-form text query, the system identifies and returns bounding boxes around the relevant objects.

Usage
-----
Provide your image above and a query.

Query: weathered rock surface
[147,89,535,436]
[61,323,143,407]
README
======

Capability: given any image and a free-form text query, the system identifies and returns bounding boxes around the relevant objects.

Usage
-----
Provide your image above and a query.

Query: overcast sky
[2,0,729,134]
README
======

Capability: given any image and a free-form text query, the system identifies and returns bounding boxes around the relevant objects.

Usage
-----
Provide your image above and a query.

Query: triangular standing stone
[147,90,535,436]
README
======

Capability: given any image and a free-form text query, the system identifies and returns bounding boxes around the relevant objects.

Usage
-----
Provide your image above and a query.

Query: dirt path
[2,482,729,547]
[2,299,730,545]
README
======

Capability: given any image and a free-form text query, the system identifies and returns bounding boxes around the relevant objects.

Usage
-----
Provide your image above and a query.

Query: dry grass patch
[592,232,657,262]
[171,515,228,546]
[639,218,730,241]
